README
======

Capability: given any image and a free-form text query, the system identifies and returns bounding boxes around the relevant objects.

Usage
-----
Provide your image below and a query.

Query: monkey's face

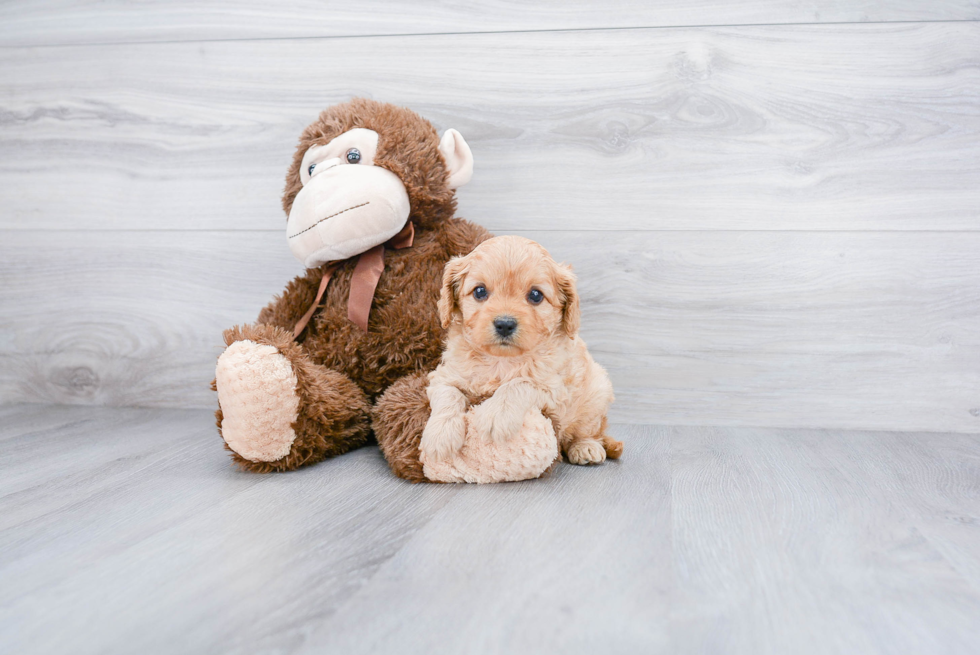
[285,105,474,269]
[287,128,410,268]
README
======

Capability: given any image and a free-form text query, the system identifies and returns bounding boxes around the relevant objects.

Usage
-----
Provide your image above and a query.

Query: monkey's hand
[420,383,468,464]
[469,379,548,444]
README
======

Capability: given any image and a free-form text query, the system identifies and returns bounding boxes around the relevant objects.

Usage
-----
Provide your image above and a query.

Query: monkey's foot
[215,340,300,462]
[423,409,558,484]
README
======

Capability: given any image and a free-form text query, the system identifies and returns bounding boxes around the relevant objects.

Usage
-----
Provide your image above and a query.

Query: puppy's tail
[601,434,624,459]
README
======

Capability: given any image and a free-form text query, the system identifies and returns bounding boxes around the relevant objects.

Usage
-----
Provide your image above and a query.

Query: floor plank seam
[3,17,978,50]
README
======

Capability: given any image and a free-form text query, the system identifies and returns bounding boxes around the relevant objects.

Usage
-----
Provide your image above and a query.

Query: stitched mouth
[287,202,369,239]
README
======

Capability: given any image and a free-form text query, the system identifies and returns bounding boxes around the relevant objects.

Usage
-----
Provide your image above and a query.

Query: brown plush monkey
[213,99,490,481]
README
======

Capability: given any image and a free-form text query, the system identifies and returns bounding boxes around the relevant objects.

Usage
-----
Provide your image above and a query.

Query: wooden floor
[2,404,979,654]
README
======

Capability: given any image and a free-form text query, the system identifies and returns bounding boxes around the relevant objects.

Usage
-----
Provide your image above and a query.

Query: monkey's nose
[308,157,341,178]
[493,316,518,338]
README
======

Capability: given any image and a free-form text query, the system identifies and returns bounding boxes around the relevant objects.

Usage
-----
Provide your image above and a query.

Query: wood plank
[0,402,104,442]
[0,405,463,654]
[669,425,980,654]
[1,23,978,232]
[304,424,671,654]
[0,230,301,408]
[7,408,978,653]
[1,1,977,47]
[317,426,980,654]
[2,229,978,433]
[544,230,980,433]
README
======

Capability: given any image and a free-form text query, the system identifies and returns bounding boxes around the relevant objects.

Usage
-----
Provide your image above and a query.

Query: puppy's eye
[308,163,316,176]
[527,289,544,305]
[473,286,488,301]
[346,148,361,164]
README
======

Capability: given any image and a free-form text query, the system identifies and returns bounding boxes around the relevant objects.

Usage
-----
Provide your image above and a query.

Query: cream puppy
[420,235,622,474]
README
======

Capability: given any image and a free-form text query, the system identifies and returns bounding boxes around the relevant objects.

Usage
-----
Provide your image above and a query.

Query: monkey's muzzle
[286,164,411,268]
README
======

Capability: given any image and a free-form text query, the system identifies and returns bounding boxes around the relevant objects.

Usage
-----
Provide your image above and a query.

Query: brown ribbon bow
[292,221,415,339]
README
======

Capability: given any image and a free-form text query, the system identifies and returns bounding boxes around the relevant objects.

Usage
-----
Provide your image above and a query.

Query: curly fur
[423,236,622,472]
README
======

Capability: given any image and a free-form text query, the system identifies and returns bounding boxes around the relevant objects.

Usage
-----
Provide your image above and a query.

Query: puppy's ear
[438,255,469,328]
[554,262,580,337]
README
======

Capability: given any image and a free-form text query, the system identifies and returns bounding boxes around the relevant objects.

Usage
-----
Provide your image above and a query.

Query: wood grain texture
[1,1,978,47]
[544,230,980,433]
[2,229,978,433]
[668,425,980,654]
[308,423,672,655]
[2,406,980,654]
[1,23,978,232]
[0,405,461,654]
[0,231,301,408]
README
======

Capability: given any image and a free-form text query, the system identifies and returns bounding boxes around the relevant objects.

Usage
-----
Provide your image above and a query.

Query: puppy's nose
[493,316,518,338]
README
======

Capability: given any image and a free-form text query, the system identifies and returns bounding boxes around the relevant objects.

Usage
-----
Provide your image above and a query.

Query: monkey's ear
[438,255,469,328]
[439,129,474,189]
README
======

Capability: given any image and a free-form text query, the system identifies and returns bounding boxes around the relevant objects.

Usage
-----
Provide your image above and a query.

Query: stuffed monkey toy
[213,99,557,482]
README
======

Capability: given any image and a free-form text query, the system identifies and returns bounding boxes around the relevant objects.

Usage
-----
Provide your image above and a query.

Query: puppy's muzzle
[493,316,518,339]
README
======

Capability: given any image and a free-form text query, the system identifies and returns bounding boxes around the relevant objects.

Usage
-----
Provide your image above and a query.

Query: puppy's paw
[567,440,607,465]
[469,400,526,444]
[420,414,466,464]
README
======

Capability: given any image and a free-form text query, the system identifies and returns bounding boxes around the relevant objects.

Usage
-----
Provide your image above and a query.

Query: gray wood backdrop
[1,2,978,432]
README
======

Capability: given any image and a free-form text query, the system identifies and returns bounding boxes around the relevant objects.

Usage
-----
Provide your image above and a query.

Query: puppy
[421,235,622,469]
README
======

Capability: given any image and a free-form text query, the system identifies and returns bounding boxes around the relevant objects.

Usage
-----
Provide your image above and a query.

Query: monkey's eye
[308,163,316,176]
[473,286,488,301]
[527,289,544,305]
[346,148,361,164]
